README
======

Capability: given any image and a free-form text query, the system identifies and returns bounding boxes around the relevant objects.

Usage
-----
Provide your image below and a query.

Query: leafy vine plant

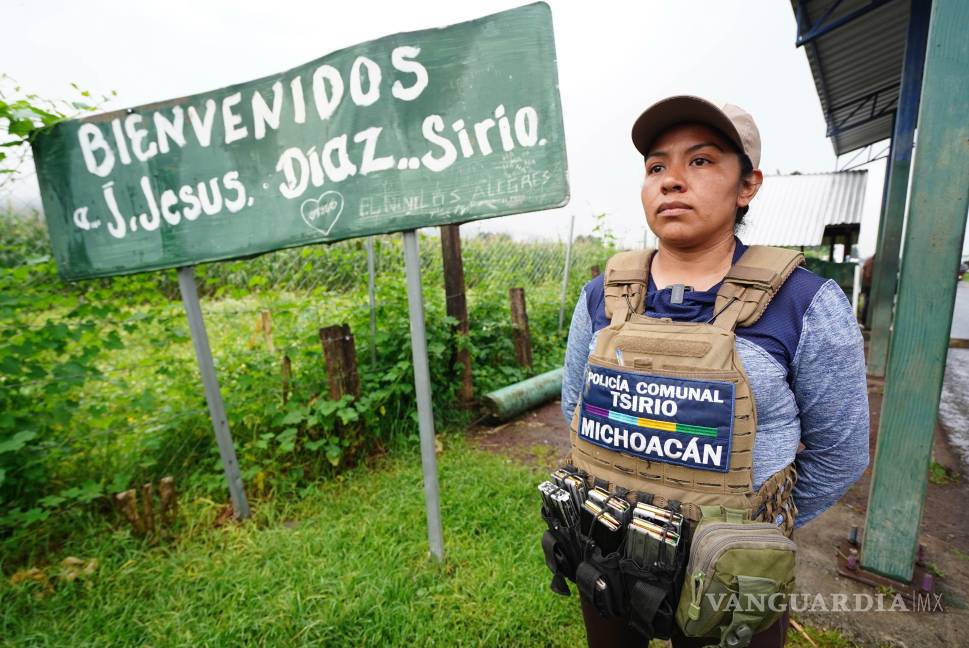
[590,211,619,250]
[0,74,116,189]
[0,76,117,545]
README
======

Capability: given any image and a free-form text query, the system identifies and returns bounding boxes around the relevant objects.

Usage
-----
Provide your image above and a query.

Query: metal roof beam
[825,82,900,137]
[796,0,900,46]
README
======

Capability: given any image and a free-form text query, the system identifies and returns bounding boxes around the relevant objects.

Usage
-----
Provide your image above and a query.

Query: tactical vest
[569,244,803,536]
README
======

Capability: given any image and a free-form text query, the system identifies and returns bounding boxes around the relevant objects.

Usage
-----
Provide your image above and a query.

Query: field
[2,436,593,646]
[0,211,613,564]
[1,213,882,646]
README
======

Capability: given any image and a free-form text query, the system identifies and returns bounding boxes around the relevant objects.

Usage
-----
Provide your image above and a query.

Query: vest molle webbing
[569,245,803,536]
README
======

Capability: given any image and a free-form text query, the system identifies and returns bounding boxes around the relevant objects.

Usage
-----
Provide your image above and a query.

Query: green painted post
[866,0,931,377]
[861,0,969,582]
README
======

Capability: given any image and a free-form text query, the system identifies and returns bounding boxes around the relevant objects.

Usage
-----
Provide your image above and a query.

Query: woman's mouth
[657,201,692,216]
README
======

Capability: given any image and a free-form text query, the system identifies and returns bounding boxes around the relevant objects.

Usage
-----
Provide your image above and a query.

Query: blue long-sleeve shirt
[561,238,869,527]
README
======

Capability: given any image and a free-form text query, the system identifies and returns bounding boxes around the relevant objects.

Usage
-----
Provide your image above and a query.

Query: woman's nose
[661,166,685,193]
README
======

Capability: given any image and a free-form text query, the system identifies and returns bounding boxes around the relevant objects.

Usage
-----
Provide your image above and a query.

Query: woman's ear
[737,169,763,209]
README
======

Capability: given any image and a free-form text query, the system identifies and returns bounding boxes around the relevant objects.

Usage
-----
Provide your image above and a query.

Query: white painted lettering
[222,171,246,213]
[159,189,180,225]
[197,178,223,215]
[354,127,395,175]
[290,76,306,124]
[179,185,202,220]
[222,92,248,144]
[664,437,683,459]
[514,106,539,146]
[138,176,161,231]
[321,134,357,181]
[421,115,458,172]
[473,118,496,156]
[630,432,647,452]
[312,65,344,120]
[78,124,115,177]
[614,426,628,448]
[252,81,284,140]
[187,99,217,148]
[349,56,382,107]
[681,437,701,464]
[702,444,723,467]
[110,118,131,165]
[124,114,157,162]
[153,107,186,155]
[600,424,613,445]
[275,147,309,199]
[391,46,428,101]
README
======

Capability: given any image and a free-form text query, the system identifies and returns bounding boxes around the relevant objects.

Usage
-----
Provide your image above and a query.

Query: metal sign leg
[558,213,575,333]
[366,236,378,365]
[177,266,251,519]
[402,230,445,561]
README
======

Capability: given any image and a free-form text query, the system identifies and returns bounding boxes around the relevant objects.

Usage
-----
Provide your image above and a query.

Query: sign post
[402,229,445,560]
[177,266,250,519]
[32,2,569,551]
[366,236,377,366]
[557,213,575,333]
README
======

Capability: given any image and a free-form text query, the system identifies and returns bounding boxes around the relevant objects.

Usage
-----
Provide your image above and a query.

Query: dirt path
[469,386,969,648]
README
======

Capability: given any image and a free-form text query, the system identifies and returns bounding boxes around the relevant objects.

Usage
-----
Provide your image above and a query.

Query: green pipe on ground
[483,368,563,421]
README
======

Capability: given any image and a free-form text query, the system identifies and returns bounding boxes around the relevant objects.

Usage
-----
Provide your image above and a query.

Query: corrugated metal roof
[791,0,910,155]
[740,170,868,246]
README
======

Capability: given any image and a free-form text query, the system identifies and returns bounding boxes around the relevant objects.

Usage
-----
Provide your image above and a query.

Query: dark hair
[736,153,755,226]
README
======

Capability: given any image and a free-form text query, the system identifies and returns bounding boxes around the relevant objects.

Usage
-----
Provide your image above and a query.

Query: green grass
[2,434,884,647]
[928,460,957,486]
[1,436,588,646]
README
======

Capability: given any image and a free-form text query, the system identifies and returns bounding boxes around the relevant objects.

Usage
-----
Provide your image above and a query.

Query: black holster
[540,507,581,596]
[539,504,689,642]
[576,545,624,617]
[620,558,677,639]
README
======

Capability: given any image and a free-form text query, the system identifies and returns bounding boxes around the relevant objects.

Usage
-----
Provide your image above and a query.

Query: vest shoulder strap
[712,245,805,330]
[603,248,655,319]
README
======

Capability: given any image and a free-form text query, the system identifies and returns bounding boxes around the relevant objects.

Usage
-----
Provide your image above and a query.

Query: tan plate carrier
[569,245,804,537]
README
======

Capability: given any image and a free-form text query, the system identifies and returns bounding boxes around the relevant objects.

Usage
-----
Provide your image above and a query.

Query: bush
[0,206,615,563]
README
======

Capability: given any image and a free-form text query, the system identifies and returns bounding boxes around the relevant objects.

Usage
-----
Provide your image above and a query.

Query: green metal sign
[32,3,569,281]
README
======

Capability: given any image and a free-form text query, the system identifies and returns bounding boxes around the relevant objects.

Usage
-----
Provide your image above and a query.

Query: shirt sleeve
[790,280,870,527]
[561,287,594,424]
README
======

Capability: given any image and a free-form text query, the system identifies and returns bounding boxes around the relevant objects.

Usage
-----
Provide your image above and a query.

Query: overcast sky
[2,0,893,253]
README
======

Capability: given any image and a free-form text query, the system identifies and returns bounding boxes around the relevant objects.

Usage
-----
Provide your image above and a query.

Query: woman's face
[640,122,759,248]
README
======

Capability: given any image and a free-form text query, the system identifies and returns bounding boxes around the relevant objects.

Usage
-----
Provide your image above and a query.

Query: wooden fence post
[440,224,474,406]
[260,310,275,354]
[141,482,155,535]
[509,287,532,369]
[159,476,178,528]
[115,489,142,535]
[281,355,292,404]
[319,324,360,399]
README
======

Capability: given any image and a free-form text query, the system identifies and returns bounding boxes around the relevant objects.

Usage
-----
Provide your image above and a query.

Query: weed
[928,461,956,486]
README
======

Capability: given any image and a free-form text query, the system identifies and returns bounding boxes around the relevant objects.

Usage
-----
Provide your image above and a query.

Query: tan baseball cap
[631,95,761,168]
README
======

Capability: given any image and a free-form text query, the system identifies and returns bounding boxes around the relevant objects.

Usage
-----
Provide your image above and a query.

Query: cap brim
[631,96,745,159]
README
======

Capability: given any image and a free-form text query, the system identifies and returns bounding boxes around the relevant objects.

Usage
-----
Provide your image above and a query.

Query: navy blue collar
[645,236,747,321]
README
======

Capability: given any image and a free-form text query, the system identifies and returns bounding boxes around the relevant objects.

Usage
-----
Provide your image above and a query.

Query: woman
[559,96,869,647]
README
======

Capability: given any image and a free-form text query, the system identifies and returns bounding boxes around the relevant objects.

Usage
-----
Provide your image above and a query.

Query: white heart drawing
[300,191,344,236]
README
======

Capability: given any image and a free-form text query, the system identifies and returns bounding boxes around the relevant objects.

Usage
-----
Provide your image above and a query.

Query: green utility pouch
[675,506,796,648]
